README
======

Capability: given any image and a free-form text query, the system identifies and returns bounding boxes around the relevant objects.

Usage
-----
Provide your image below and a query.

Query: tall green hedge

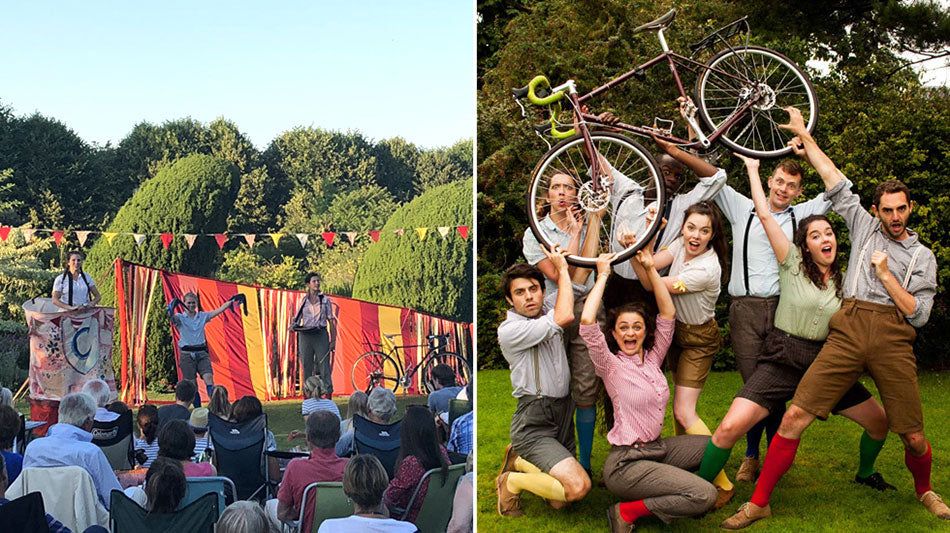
[85,154,240,388]
[352,178,473,322]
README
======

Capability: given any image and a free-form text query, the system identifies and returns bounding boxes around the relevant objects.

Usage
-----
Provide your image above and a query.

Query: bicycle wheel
[695,46,818,158]
[351,351,401,393]
[420,352,471,395]
[527,132,665,267]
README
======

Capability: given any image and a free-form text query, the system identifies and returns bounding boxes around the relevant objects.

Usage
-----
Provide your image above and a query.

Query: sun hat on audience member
[189,408,209,431]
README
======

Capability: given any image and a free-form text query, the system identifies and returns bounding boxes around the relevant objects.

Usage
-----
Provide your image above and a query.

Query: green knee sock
[698,439,733,482]
[857,430,886,478]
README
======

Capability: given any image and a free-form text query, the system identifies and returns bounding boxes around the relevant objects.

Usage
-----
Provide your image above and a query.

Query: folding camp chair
[110,490,217,533]
[176,476,236,517]
[399,463,465,533]
[207,412,274,501]
[91,409,135,470]
[6,466,110,532]
[448,399,472,427]
[0,491,48,533]
[280,481,354,533]
[352,414,402,479]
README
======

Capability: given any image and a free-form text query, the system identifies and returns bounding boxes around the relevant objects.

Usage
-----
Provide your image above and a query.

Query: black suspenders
[742,208,797,295]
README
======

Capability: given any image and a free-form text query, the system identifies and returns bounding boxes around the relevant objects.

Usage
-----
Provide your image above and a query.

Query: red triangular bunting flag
[457,226,469,239]
[0,227,11,242]
[75,230,90,246]
[322,232,335,247]
[160,233,174,249]
[52,231,64,246]
[214,234,227,249]
[369,230,380,243]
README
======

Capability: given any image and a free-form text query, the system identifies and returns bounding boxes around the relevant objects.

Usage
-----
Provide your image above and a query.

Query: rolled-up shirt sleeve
[904,248,937,328]
[824,178,872,238]
[646,317,675,366]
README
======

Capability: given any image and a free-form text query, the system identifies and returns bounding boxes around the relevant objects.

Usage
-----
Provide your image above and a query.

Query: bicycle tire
[420,352,471,395]
[351,351,401,394]
[526,132,665,267]
[695,46,818,158]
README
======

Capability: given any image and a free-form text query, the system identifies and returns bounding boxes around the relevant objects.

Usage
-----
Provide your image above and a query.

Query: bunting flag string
[0,224,474,250]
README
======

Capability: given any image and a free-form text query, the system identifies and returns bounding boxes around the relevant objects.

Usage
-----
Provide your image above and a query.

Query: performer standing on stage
[289,273,338,397]
[167,292,242,407]
[51,250,101,311]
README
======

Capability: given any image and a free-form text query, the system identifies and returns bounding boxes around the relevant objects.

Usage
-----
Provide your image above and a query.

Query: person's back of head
[347,391,369,419]
[302,376,325,400]
[144,456,186,513]
[397,405,447,474]
[367,387,396,423]
[208,385,231,420]
[107,400,130,415]
[307,410,341,450]
[217,500,269,533]
[81,379,113,408]
[230,396,264,423]
[58,392,96,429]
[158,419,195,461]
[137,404,159,444]
[430,364,457,389]
[174,379,197,405]
[0,405,19,451]
[0,387,12,408]
[343,454,389,509]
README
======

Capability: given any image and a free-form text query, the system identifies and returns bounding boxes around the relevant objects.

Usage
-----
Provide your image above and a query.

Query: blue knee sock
[193,391,201,408]
[206,384,214,398]
[576,407,596,471]
[745,419,765,459]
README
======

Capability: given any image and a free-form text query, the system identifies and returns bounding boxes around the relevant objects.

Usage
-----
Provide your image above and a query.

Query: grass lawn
[14,393,429,452]
[477,369,950,532]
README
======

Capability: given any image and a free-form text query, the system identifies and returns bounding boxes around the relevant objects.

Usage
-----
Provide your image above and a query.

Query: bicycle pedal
[651,117,674,136]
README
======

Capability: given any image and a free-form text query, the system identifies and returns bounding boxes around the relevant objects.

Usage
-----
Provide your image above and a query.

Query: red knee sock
[750,434,800,508]
[905,442,933,496]
[619,500,652,523]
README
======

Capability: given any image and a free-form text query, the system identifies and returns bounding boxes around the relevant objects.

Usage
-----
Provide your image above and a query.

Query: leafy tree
[374,137,420,201]
[0,231,56,322]
[352,178,473,322]
[414,139,473,195]
[327,185,399,232]
[85,154,241,387]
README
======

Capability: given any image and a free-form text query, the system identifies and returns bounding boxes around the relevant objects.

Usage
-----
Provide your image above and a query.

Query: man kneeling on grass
[495,246,591,516]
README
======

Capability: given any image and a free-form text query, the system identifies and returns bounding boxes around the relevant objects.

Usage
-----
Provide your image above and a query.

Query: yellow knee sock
[514,457,542,473]
[506,472,568,502]
[686,418,734,491]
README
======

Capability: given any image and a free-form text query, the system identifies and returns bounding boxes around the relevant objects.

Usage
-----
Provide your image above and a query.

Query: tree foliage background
[477,0,950,369]
[0,98,473,390]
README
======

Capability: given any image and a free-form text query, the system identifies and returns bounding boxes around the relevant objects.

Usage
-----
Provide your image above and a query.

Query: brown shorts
[510,395,576,473]
[791,299,922,434]
[179,349,213,380]
[562,296,602,407]
[666,318,720,388]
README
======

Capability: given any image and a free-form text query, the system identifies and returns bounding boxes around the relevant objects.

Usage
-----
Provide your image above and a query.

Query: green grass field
[477,370,950,532]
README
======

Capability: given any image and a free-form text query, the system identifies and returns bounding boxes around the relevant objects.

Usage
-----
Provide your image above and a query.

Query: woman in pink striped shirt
[580,250,717,533]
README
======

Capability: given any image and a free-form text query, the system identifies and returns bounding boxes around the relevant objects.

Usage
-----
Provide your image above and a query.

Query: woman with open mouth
[578,249,717,532]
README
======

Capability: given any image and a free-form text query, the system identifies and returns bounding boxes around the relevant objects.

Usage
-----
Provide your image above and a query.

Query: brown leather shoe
[735,456,759,483]
[714,486,735,509]
[500,443,519,476]
[496,472,524,517]
[607,503,634,533]
[720,502,771,530]
[920,490,950,519]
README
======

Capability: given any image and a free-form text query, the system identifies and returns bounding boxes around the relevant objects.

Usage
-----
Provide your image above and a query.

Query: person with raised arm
[579,248,716,532]
[697,152,893,527]
[722,108,945,528]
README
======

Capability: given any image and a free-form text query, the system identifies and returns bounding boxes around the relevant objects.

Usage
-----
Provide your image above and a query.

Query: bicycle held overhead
[512,8,819,267]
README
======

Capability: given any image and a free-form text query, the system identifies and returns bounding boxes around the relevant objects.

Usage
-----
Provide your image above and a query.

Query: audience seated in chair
[318,454,418,533]
[265,410,348,529]
[288,376,341,444]
[82,380,118,423]
[230,396,280,482]
[427,365,462,416]
[384,405,450,523]
[447,410,472,457]
[336,387,397,458]
[159,420,216,477]
[0,406,23,484]
[189,408,214,461]
[207,386,232,422]
[218,500,275,533]
[158,380,195,428]
[135,405,160,468]
[128,456,187,511]
[22,392,121,509]
[340,391,369,436]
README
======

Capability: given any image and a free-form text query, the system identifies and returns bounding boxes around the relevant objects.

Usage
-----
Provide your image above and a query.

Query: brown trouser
[562,295,603,407]
[792,299,923,434]
[729,296,780,381]
[666,318,720,388]
[603,435,717,523]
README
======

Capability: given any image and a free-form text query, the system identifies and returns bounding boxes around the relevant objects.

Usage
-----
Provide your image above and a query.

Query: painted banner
[115,260,472,403]
[24,298,117,401]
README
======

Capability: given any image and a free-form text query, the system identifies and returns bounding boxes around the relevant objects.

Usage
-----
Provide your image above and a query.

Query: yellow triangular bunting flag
[104,232,117,245]
[416,227,428,241]
[270,233,282,247]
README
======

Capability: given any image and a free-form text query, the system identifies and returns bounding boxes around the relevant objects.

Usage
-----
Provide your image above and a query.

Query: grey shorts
[510,395,575,473]
[180,349,213,379]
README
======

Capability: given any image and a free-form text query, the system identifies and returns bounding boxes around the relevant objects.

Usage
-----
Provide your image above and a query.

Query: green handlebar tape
[527,75,564,106]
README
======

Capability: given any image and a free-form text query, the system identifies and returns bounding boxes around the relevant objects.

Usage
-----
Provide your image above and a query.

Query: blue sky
[0,1,474,150]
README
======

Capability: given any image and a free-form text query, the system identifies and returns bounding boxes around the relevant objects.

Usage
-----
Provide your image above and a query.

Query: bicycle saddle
[383,333,400,340]
[632,9,676,34]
